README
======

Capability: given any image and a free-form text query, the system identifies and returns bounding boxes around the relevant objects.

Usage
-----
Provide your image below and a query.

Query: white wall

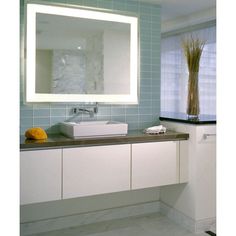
[162,7,216,33]
[103,29,130,94]
[36,50,52,93]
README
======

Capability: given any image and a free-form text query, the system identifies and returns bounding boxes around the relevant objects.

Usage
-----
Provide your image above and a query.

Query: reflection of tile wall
[20,0,161,134]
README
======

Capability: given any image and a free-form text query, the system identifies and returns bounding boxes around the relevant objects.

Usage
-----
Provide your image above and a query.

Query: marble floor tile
[29,213,210,236]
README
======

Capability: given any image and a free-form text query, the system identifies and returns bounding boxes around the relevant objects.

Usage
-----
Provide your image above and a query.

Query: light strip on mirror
[28,3,137,24]
[26,3,138,103]
[31,93,138,104]
[26,4,37,102]
[130,17,138,101]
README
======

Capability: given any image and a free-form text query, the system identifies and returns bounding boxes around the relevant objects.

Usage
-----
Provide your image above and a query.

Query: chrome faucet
[72,103,98,118]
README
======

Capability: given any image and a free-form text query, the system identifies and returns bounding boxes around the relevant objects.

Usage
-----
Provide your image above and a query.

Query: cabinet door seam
[130,144,132,190]
[61,149,63,200]
[178,141,180,183]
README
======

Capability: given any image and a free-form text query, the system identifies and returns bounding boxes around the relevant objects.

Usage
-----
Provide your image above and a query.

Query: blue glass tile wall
[20,0,161,134]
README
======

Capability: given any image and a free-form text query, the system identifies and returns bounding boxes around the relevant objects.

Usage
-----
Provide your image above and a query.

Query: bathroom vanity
[20,131,189,205]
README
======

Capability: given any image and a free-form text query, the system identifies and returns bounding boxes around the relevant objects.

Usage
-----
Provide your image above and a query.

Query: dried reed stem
[182,36,205,116]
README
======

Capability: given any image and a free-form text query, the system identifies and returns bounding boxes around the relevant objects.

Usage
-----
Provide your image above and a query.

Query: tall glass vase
[187,71,199,119]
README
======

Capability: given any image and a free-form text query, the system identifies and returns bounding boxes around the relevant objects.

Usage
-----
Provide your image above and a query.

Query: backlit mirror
[26,3,139,103]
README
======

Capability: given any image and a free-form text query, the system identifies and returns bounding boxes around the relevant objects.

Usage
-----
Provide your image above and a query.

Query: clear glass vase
[186,71,200,120]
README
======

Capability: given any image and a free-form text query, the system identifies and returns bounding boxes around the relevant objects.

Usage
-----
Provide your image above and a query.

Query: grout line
[49,104,52,128]
[61,149,63,200]
[32,104,35,127]
[130,144,132,190]
[178,141,180,182]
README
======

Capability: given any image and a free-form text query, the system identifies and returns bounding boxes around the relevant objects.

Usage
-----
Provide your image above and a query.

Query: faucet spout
[94,102,98,114]
[72,103,98,118]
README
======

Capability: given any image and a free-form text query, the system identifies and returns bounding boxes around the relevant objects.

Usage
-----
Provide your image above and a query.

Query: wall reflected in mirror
[36,13,130,95]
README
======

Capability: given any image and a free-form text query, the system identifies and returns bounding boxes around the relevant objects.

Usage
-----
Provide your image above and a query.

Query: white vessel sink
[60,121,128,138]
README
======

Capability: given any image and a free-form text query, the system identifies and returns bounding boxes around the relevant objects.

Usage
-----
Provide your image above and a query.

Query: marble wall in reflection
[36,33,104,94]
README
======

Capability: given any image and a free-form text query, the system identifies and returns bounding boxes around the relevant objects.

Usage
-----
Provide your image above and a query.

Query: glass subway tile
[141,86,152,93]
[20,118,33,126]
[34,117,50,126]
[113,2,126,11]
[97,115,111,121]
[140,79,152,87]
[140,89,152,98]
[98,0,113,9]
[126,115,139,123]
[111,107,126,116]
[139,107,152,115]
[125,107,139,115]
[126,3,139,12]
[50,109,66,117]
[110,115,126,123]
[128,122,139,130]
[33,109,50,117]
[20,109,33,118]
[140,2,152,10]
[140,64,152,72]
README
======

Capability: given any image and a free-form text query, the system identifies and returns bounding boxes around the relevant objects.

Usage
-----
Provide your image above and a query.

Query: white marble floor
[28,213,210,236]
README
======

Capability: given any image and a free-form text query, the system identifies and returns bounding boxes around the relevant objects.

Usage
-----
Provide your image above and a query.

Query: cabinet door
[63,144,130,199]
[20,149,62,205]
[132,141,179,189]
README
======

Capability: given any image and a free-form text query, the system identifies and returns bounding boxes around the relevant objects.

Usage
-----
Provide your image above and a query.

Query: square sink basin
[60,121,128,139]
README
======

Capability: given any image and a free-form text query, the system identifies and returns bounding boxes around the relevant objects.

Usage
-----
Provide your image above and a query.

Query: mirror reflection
[36,13,130,95]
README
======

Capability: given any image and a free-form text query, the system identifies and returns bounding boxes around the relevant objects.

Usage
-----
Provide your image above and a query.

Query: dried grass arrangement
[182,36,206,118]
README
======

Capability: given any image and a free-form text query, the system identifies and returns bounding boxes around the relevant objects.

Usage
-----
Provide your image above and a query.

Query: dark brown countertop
[20,130,189,151]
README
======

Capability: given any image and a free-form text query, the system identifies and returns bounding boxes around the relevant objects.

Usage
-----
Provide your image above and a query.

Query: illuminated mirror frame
[26,3,139,103]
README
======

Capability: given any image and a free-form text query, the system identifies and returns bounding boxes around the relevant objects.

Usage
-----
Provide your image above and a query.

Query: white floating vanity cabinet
[20,149,62,205]
[132,141,180,189]
[20,141,188,205]
[63,145,131,199]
